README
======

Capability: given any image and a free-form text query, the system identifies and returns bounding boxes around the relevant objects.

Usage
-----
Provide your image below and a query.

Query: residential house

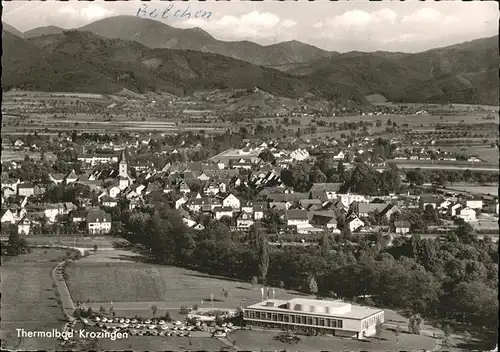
[350,202,393,218]
[107,185,122,199]
[1,178,20,193]
[101,196,118,207]
[458,207,476,222]
[290,149,309,161]
[179,181,191,194]
[204,181,221,196]
[253,203,266,220]
[338,194,367,208]
[214,206,233,220]
[1,209,16,224]
[241,201,254,214]
[394,221,410,235]
[449,203,463,217]
[17,182,36,197]
[287,209,309,227]
[17,215,32,235]
[222,194,241,210]
[49,173,66,185]
[182,218,205,231]
[236,212,255,230]
[78,154,119,166]
[2,186,16,199]
[269,201,292,210]
[86,208,112,234]
[466,199,483,210]
[346,215,365,232]
[145,182,162,195]
[420,195,437,209]
[332,151,345,160]
[66,169,78,184]
[310,212,338,230]
[174,195,188,209]
[185,198,214,213]
[380,204,401,220]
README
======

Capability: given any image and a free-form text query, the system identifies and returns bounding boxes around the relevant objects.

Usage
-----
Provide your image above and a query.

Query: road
[394,164,499,172]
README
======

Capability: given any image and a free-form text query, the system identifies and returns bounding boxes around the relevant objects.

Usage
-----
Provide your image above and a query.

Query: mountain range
[3,17,499,105]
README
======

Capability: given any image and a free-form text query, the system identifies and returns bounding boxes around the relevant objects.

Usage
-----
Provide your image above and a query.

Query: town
[1,2,498,352]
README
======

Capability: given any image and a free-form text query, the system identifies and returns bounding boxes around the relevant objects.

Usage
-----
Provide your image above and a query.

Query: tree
[258,238,269,284]
[251,276,258,286]
[151,305,158,317]
[442,324,451,346]
[308,277,318,295]
[93,244,98,252]
[375,322,383,341]
[99,305,106,315]
[164,311,172,322]
[337,161,345,180]
[7,226,31,255]
[395,323,401,343]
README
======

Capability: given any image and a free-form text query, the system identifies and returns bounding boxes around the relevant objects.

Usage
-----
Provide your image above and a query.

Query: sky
[3,1,498,53]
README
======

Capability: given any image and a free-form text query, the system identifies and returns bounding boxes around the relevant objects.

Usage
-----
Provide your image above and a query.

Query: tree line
[117,204,498,333]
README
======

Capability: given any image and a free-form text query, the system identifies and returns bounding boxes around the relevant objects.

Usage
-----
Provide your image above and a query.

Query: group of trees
[118,203,498,333]
[405,169,498,186]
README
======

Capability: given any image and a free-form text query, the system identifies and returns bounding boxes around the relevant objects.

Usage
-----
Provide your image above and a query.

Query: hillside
[24,25,65,38]
[2,22,24,38]
[4,30,359,102]
[295,36,499,105]
[79,16,333,66]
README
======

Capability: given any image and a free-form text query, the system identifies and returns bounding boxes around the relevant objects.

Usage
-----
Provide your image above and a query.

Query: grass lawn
[65,259,299,309]
[1,249,69,351]
[20,235,124,249]
[444,185,498,196]
[229,328,437,352]
[97,336,227,350]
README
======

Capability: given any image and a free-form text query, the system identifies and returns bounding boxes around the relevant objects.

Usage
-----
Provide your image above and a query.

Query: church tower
[119,150,128,178]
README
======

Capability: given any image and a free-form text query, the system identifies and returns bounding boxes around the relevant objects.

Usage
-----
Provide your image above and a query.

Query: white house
[1,209,16,224]
[107,185,121,198]
[86,209,112,234]
[66,170,78,184]
[394,221,411,235]
[204,182,220,196]
[287,210,309,227]
[253,204,265,220]
[214,207,233,220]
[290,149,310,161]
[236,212,255,230]
[449,203,463,217]
[347,216,365,232]
[222,194,241,210]
[339,194,367,208]
[175,196,188,209]
[466,200,483,210]
[17,215,31,235]
[333,151,345,160]
[458,207,476,222]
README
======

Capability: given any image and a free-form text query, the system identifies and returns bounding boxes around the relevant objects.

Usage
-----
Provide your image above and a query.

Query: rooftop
[246,298,383,320]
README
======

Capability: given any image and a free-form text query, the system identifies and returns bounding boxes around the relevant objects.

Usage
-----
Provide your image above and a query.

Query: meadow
[230,328,438,352]
[62,249,449,351]
[1,249,68,351]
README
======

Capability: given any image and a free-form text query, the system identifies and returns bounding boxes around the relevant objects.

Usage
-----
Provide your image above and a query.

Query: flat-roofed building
[243,298,384,339]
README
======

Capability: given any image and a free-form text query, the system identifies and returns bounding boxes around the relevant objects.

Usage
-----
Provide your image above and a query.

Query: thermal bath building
[243,298,384,338]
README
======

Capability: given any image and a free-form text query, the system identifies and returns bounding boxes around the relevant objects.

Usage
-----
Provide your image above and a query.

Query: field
[1,249,69,351]
[62,249,447,351]
[443,185,499,196]
[432,146,499,165]
[230,328,438,352]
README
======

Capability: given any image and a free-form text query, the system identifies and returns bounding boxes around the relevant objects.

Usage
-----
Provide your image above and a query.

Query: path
[52,262,76,321]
